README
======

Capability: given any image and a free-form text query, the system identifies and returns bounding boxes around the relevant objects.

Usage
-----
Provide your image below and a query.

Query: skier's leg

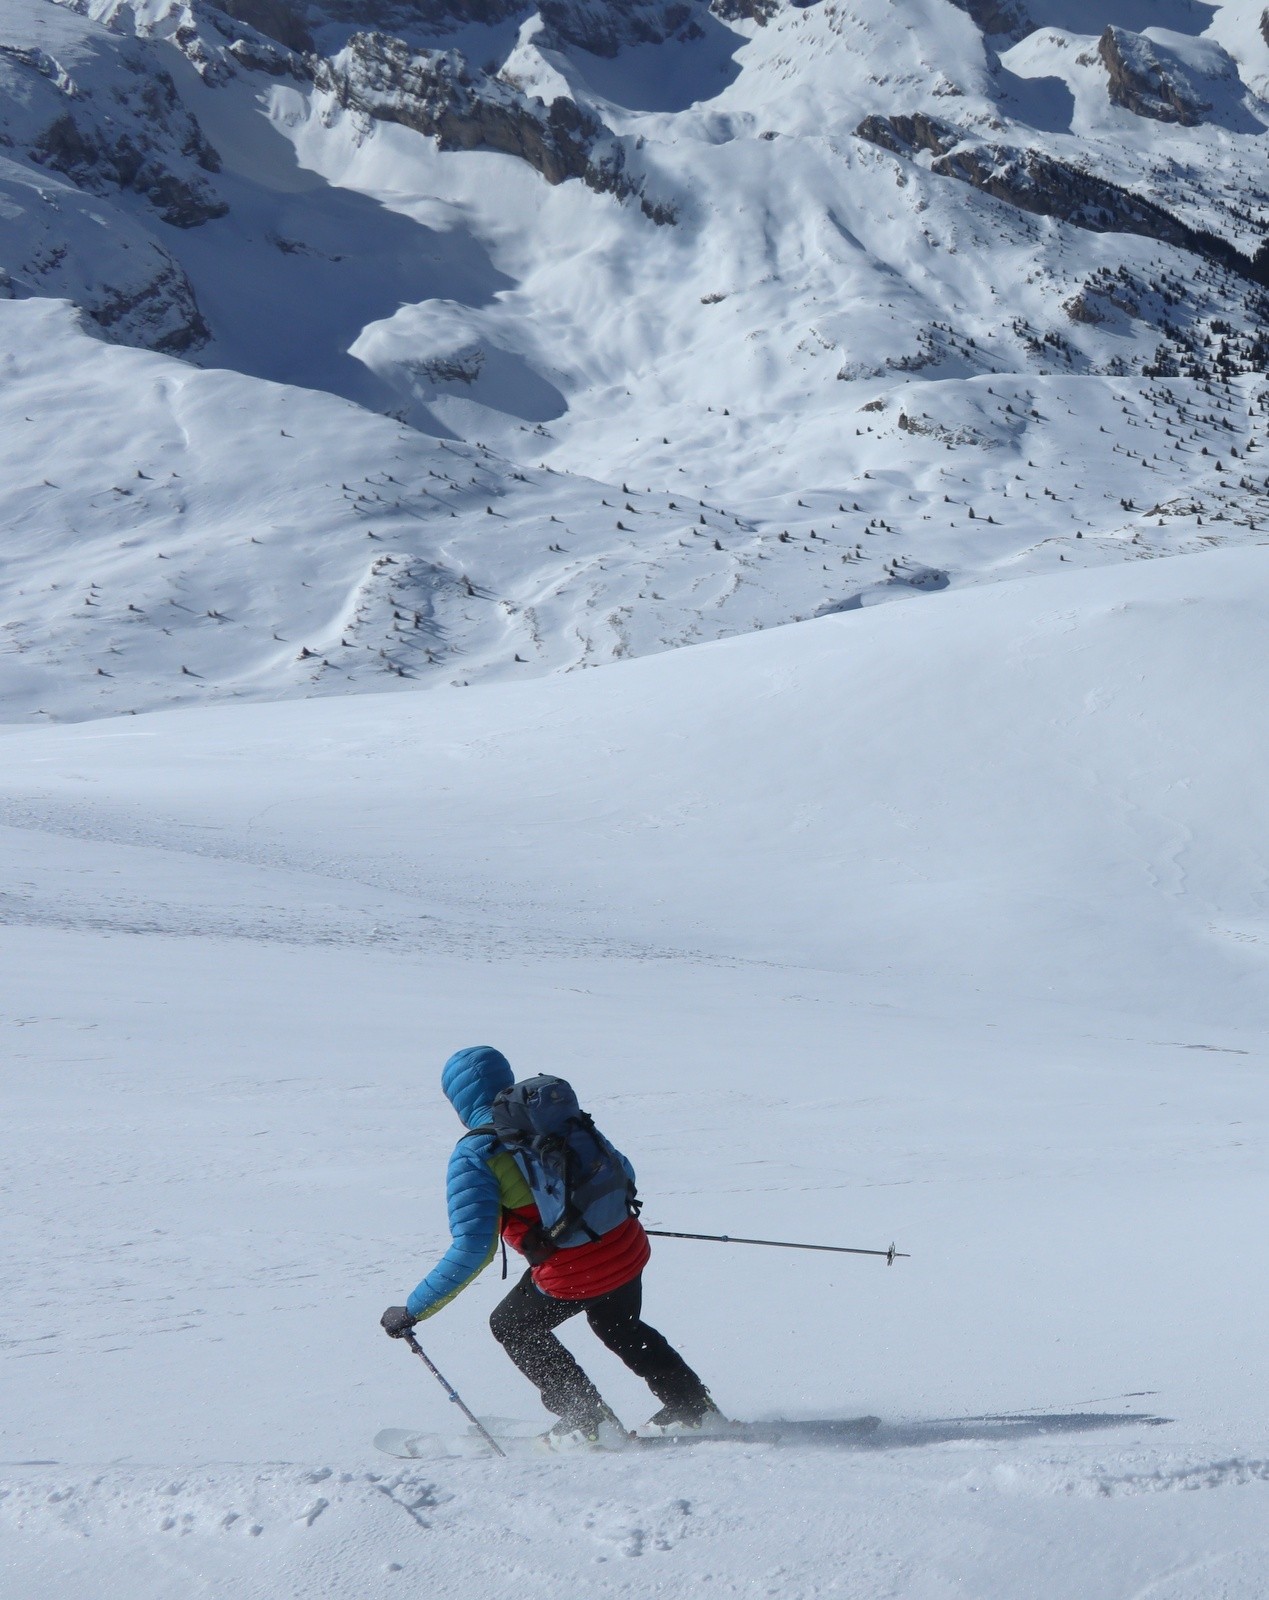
[584,1276,712,1411]
[489,1270,608,1423]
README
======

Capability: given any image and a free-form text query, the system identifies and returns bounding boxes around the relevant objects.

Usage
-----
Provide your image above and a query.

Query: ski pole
[403,1331,506,1458]
[646,1229,909,1265]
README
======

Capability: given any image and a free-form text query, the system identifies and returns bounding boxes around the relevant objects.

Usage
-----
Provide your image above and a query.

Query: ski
[374,1416,881,1459]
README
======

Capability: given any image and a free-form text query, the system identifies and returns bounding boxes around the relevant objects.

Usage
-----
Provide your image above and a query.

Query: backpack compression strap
[548,1115,642,1243]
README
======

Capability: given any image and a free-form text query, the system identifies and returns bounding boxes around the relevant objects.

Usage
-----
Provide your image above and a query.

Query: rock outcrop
[1,39,227,226]
[856,113,1267,287]
[854,112,960,162]
[70,0,735,73]
[316,34,674,217]
[30,108,226,228]
[44,0,311,84]
[1098,26,1208,126]
[0,157,210,352]
[710,0,779,24]
[300,0,703,53]
[89,252,211,352]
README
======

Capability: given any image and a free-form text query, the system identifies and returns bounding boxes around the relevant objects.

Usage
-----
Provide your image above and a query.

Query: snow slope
[2,548,1267,1597]
[6,0,1269,718]
[6,295,1269,722]
[4,5,1269,1588]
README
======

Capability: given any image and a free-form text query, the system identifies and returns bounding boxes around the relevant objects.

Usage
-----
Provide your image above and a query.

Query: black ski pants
[490,1269,706,1424]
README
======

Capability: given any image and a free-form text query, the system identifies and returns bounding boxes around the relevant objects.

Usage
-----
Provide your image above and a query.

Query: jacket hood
[442,1046,514,1129]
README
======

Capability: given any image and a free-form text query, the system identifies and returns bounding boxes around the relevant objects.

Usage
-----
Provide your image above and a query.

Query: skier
[380,1045,718,1445]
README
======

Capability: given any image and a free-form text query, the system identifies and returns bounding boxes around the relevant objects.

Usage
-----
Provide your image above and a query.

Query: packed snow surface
[3,549,1268,1597]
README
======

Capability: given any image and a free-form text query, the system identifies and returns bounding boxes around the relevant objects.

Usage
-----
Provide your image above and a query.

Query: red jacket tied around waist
[502,1206,650,1300]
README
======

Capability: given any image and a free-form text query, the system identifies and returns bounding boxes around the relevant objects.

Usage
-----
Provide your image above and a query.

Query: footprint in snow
[592,1498,692,1559]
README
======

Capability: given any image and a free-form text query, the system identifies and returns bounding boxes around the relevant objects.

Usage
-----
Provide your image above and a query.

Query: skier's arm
[405,1144,501,1321]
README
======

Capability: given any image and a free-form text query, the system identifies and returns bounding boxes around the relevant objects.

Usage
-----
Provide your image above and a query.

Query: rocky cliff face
[709,0,778,23]
[54,0,759,83]
[315,33,675,216]
[1,38,227,226]
[26,0,1269,403]
[0,156,209,352]
[87,251,211,351]
[1098,26,1209,127]
[853,112,959,162]
[856,113,1265,288]
[46,0,310,83]
[0,7,217,352]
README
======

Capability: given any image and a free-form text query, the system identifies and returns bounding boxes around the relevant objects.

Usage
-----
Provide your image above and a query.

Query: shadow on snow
[658,1411,1173,1451]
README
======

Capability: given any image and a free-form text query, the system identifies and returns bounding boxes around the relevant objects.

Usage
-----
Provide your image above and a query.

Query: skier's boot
[642,1392,727,1437]
[541,1400,628,1452]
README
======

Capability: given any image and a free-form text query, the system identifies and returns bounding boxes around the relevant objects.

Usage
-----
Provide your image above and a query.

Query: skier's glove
[380,1305,417,1339]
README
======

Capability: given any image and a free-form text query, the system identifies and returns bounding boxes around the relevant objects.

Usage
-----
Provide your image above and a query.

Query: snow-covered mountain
[5,0,1269,718]
[5,6,1269,1597]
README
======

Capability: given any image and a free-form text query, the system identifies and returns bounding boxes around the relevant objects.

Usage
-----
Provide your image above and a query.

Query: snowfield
[7,0,1269,718]
[3,549,1268,1596]
[6,294,1269,724]
[4,0,1269,1592]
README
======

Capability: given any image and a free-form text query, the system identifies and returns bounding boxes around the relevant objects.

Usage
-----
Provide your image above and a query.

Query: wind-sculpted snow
[9,295,1269,722]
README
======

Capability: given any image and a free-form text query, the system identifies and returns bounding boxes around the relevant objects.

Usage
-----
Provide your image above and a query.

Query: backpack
[484,1075,640,1249]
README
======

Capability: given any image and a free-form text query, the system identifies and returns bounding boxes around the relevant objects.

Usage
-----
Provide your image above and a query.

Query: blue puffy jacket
[405,1046,528,1321]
